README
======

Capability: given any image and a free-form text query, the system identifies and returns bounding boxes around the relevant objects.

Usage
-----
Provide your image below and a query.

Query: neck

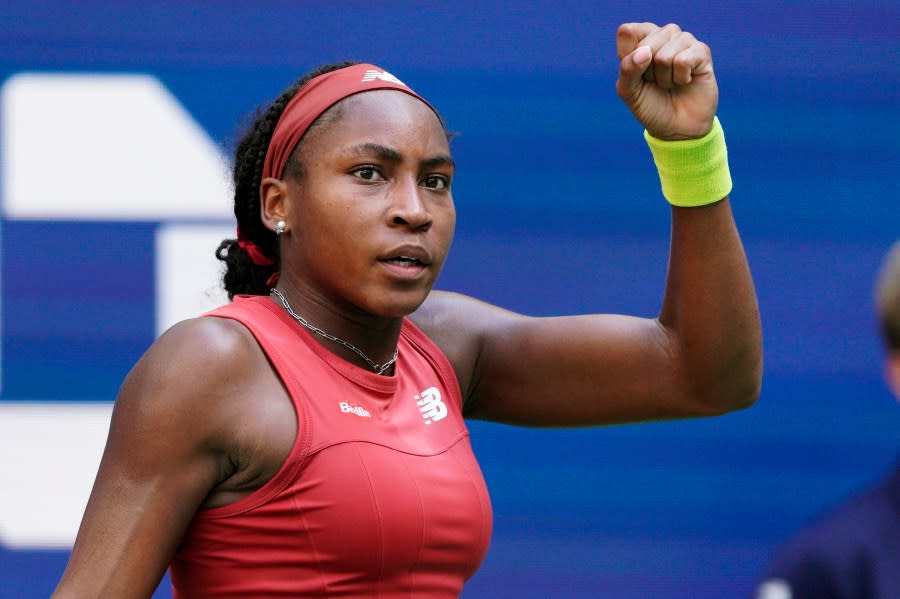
[269,285,402,374]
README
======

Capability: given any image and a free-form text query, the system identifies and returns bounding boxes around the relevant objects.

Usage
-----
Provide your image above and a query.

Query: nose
[386,177,432,231]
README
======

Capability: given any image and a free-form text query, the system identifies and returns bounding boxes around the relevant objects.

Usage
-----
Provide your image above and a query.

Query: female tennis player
[53,22,762,598]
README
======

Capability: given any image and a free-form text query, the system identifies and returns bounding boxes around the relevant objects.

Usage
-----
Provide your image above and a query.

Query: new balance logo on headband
[361,69,406,86]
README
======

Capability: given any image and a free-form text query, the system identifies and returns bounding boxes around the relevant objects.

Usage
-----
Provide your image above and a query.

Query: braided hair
[216,61,359,299]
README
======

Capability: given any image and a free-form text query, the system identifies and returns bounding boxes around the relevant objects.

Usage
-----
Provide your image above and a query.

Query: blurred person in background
[755,241,900,599]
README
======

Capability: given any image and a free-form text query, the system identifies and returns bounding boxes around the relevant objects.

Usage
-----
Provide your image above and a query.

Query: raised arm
[52,317,285,598]
[413,23,762,426]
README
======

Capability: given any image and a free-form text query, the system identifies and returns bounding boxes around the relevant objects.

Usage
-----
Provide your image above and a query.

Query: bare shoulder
[411,290,521,403]
[145,314,261,378]
[52,315,280,597]
[101,315,272,491]
[117,315,265,429]
[413,290,519,333]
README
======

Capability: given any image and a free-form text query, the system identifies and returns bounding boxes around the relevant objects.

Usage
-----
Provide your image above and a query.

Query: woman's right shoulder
[159,312,258,359]
[116,313,266,425]
[146,314,259,380]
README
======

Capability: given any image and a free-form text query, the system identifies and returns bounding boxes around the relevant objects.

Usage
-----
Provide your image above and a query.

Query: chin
[378,300,426,319]
[372,289,431,319]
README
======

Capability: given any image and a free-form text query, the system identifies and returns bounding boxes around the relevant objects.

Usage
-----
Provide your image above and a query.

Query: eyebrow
[421,154,455,171]
[342,143,454,170]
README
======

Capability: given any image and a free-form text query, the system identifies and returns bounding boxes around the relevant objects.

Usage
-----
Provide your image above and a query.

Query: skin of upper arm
[414,291,706,427]
[415,202,763,426]
[52,316,264,599]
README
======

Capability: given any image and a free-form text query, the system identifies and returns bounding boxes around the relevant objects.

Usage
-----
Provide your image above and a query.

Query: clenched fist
[616,22,718,141]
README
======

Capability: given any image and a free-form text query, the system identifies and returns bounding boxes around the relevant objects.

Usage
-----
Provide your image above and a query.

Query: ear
[260,177,290,233]
[885,352,900,402]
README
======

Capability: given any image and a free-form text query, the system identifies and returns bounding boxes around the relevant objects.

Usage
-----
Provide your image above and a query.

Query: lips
[378,244,432,266]
[378,244,433,279]
[384,256,424,266]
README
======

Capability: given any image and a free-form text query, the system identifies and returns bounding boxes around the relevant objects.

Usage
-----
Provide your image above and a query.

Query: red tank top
[168,296,493,598]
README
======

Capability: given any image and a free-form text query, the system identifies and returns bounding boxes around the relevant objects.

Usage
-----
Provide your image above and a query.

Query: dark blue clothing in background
[755,462,900,599]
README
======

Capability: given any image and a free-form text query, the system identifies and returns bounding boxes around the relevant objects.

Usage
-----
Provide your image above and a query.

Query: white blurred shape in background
[0,74,234,547]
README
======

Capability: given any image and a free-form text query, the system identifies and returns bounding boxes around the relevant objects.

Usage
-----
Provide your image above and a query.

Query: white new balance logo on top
[361,69,406,86]
[416,387,447,424]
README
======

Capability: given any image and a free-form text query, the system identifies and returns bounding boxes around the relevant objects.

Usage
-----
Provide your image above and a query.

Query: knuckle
[654,47,675,62]
[617,23,637,39]
[672,52,691,67]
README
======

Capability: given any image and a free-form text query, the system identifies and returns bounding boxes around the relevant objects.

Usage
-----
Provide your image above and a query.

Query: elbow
[716,368,762,414]
[698,352,764,416]
[688,379,760,418]
[678,347,763,417]
[740,362,764,409]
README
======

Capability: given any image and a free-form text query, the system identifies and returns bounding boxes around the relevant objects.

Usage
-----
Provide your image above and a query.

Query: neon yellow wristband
[643,117,732,207]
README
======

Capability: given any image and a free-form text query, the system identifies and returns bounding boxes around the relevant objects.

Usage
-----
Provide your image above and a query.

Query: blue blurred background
[1,1,898,597]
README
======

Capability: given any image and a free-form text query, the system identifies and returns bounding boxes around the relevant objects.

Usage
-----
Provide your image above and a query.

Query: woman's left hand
[615,22,718,140]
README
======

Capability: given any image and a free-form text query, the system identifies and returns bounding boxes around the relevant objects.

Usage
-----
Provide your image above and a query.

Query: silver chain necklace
[270,288,398,375]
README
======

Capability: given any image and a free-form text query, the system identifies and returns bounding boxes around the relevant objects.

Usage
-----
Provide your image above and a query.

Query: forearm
[658,199,762,413]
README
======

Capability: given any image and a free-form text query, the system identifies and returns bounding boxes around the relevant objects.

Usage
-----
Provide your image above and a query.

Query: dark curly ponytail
[216,61,359,299]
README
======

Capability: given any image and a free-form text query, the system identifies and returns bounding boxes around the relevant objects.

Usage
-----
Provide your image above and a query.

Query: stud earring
[275,220,286,236]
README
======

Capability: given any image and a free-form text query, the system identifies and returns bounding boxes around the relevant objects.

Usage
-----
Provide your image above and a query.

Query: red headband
[262,63,438,182]
[240,64,438,268]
